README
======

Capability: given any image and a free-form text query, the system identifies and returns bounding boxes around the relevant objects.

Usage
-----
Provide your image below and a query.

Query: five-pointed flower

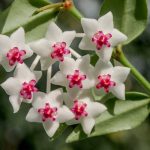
[79,12,127,62]
[94,59,130,100]
[1,63,42,113]
[63,93,107,135]
[26,89,74,137]
[0,27,33,72]
[51,55,95,98]
[29,22,76,70]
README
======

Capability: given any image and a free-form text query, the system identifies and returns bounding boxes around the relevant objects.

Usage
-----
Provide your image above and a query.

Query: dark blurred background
[0,0,150,150]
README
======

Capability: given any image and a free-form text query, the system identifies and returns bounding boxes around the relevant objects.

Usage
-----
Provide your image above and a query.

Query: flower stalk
[114,46,150,95]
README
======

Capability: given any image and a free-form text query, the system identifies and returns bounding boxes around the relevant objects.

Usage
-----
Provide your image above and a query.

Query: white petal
[33,71,42,82]
[1,77,21,95]
[26,108,41,122]
[81,18,99,37]
[62,31,76,46]
[98,12,114,33]
[81,117,95,135]
[110,29,127,46]
[63,93,74,108]
[45,22,62,42]
[51,71,67,86]
[14,63,36,81]
[43,121,59,137]
[23,45,33,59]
[87,102,107,118]
[40,57,54,71]
[66,119,80,125]
[93,87,106,98]
[111,66,130,83]
[0,59,15,72]
[67,86,82,99]
[79,36,96,51]
[0,35,11,55]
[110,83,125,100]
[10,27,25,47]
[95,59,113,75]
[29,39,51,57]
[59,57,76,75]
[9,95,22,113]
[57,106,74,123]
[96,47,113,62]
[47,89,63,107]
[32,92,46,109]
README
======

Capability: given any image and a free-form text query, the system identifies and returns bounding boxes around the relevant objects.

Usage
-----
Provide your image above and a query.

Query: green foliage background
[0,0,150,150]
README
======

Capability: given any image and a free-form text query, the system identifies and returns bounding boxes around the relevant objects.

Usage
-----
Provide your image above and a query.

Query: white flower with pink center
[63,93,107,135]
[94,59,130,100]
[26,89,74,137]
[29,22,76,70]
[0,27,33,72]
[51,55,95,98]
[1,63,42,113]
[79,12,127,62]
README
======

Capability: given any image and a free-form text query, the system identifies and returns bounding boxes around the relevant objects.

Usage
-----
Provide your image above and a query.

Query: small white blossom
[0,27,33,72]
[29,22,76,70]
[1,63,42,113]
[94,59,130,100]
[79,12,127,62]
[51,55,95,98]
[26,89,74,137]
[63,93,107,135]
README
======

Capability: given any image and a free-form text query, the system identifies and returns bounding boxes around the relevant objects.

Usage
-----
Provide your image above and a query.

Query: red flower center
[67,70,86,88]
[20,80,38,99]
[92,31,112,50]
[38,103,57,122]
[51,42,70,61]
[71,100,88,120]
[6,47,26,66]
[96,74,116,93]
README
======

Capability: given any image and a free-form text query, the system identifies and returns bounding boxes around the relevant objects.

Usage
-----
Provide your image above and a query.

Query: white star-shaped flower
[79,12,127,62]
[51,55,95,98]
[94,59,130,100]
[63,93,107,135]
[26,89,74,137]
[0,27,33,72]
[1,63,42,113]
[29,22,76,70]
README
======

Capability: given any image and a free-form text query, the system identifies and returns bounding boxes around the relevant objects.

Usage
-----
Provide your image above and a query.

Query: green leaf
[66,93,150,143]
[100,0,148,44]
[0,0,58,35]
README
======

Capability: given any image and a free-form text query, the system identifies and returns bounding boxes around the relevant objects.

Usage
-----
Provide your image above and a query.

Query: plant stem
[70,48,81,58]
[114,46,150,95]
[30,55,41,71]
[47,66,52,93]
[68,5,83,20]
[35,3,64,14]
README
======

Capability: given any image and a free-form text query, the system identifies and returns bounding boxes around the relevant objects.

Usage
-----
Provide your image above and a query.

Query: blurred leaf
[0,0,58,35]
[66,93,150,143]
[100,0,148,44]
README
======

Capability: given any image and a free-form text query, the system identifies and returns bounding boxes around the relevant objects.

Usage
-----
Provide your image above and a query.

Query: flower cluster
[0,12,130,137]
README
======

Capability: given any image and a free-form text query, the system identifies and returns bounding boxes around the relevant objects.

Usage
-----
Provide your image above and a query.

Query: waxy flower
[94,59,130,100]
[79,12,127,62]
[51,55,95,98]
[1,63,42,113]
[30,22,76,70]
[63,93,107,135]
[0,27,33,72]
[26,89,74,137]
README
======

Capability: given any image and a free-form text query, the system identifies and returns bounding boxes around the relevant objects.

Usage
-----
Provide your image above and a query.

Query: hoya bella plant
[0,0,149,142]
